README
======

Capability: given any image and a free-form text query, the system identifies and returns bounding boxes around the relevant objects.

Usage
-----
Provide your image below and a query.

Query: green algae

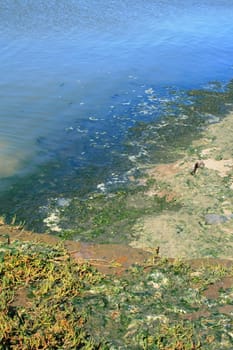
[58,186,181,243]
[1,240,233,349]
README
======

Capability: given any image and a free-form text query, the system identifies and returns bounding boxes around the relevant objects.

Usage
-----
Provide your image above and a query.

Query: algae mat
[1,240,233,349]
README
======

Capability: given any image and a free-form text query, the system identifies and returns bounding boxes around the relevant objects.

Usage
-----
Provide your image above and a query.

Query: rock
[205,214,228,225]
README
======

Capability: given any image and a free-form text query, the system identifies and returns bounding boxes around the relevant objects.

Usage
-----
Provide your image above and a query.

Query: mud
[0,223,150,274]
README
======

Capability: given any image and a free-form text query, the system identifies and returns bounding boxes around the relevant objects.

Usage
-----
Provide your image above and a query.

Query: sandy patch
[147,161,183,179]
[0,140,23,177]
[130,211,203,258]
[0,155,21,177]
[204,158,233,177]
[147,157,233,179]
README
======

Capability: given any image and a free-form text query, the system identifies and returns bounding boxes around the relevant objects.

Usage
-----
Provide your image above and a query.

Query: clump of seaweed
[0,240,104,349]
[1,240,233,349]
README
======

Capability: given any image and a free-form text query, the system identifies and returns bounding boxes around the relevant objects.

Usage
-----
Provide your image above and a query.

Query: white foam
[43,210,62,232]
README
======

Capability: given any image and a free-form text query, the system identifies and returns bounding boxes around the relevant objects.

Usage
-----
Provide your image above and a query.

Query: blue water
[0,0,233,228]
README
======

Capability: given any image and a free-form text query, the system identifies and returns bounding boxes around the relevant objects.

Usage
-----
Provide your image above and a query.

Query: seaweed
[1,241,233,349]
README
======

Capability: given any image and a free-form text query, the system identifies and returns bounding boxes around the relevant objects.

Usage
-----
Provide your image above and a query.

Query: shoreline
[1,109,233,265]
[1,110,233,347]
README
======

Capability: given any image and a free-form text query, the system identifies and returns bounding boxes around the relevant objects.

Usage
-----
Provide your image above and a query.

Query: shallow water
[1,0,233,230]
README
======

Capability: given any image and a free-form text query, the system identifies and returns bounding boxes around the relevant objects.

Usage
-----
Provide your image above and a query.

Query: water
[0,0,233,231]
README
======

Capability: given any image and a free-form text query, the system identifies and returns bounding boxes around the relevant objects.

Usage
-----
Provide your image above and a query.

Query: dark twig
[190,161,205,175]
